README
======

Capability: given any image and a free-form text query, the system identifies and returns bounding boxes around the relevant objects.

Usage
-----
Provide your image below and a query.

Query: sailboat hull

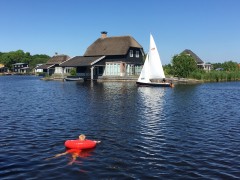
[136,81,172,87]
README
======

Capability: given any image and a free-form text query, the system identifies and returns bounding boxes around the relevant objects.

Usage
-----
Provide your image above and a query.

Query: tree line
[0,50,50,70]
[164,52,240,81]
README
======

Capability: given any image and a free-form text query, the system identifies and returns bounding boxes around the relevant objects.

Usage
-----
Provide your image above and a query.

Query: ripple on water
[1,77,240,179]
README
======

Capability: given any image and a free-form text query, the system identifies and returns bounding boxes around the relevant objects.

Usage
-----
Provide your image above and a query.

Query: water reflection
[137,87,166,122]
[136,87,167,148]
[46,148,94,165]
[1,77,240,179]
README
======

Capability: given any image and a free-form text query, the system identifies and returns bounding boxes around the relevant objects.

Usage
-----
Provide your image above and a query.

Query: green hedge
[189,70,240,82]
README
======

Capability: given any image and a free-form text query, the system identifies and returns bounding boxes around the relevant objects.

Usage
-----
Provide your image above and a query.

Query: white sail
[137,34,165,84]
[148,34,165,79]
[137,54,151,83]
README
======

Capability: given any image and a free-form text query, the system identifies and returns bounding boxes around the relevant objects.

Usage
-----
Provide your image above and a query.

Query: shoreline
[2,73,238,84]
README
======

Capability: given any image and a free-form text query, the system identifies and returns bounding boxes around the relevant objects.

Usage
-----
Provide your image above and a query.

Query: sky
[0,0,240,64]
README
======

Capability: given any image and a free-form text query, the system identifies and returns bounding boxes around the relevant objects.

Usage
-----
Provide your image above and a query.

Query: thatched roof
[84,36,143,56]
[181,49,204,64]
[36,55,70,69]
[60,56,105,67]
[47,55,70,65]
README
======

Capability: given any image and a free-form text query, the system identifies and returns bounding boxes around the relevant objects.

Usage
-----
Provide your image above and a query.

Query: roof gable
[181,49,204,64]
[84,36,143,56]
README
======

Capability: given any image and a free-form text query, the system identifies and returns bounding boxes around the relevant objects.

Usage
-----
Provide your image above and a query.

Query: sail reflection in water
[137,87,166,135]
[1,76,240,179]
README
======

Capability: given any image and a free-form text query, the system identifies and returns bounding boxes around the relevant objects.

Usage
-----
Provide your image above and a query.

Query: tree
[211,63,223,70]
[0,50,50,70]
[222,61,238,71]
[70,68,77,76]
[172,53,198,78]
[163,64,174,76]
[30,54,50,68]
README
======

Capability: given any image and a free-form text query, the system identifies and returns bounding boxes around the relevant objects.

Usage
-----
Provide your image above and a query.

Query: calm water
[0,76,240,179]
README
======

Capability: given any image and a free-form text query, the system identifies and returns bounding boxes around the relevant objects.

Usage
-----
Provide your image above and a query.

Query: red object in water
[64,139,97,149]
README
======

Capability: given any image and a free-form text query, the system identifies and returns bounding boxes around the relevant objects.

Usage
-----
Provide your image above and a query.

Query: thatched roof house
[36,54,70,75]
[181,49,204,64]
[60,32,144,79]
[181,49,211,71]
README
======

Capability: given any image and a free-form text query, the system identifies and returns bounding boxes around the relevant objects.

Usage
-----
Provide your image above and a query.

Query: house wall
[76,66,90,77]
[102,62,142,76]
[92,48,143,77]
[13,63,29,73]
[0,64,8,73]
[126,47,144,64]
[55,67,63,74]
[35,69,43,73]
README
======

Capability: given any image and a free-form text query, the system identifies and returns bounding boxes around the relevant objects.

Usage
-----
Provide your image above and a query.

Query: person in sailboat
[162,78,166,83]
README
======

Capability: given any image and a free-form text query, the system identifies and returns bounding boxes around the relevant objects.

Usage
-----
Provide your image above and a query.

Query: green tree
[222,61,238,71]
[30,54,50,68]
[211,63,223,70]
[0,50,50,70]
[163,64,174,76]
[70,68,77,76]
[172,53,198,78]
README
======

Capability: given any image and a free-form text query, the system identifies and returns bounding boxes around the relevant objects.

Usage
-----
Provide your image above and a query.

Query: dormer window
[136,51,139,58]
[130,50,133,57]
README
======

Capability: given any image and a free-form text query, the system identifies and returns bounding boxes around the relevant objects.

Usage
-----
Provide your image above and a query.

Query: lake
[0,76,240,179]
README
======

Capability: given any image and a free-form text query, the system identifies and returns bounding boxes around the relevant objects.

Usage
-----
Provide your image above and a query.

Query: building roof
[47,55,70,65]
[36,55,70,69]
[13,63,28,65]
[181,49,204,64]
[84,36,143,56]
[35,64,54,69]
[60,56,105,67]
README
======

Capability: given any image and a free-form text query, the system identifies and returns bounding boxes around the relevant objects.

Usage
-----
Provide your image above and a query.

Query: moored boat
[64,77,84,81]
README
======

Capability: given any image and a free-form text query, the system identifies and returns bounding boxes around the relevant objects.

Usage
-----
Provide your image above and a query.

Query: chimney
[101,31,108,38]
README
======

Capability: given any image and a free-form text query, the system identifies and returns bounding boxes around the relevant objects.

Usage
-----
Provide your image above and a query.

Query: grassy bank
[189,70,240,82]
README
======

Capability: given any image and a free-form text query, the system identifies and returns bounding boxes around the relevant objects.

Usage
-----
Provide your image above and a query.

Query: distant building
[0,63,8,73]
[13,63,30,73]
[36,55,70,76]
[34,64,44,73]
[181,49,212,71]
[60,32,144,80]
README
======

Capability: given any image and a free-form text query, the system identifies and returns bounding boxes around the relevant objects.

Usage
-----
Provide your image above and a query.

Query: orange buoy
[64,139,97,150]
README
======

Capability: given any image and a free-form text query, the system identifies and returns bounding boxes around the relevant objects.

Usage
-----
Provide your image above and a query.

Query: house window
[136,51,139,58]
[130,50,133,57]
[105,63,121,76]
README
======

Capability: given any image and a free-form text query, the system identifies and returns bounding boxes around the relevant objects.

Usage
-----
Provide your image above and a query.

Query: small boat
[136,34,173,87]
[65,139,97,149]
[64,77,84,81]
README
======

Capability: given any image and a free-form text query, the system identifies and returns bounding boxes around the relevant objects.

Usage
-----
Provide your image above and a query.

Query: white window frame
[130,50,133,57]
[136,51,139,58]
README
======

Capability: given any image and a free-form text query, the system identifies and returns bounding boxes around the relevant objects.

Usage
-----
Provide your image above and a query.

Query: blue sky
[0,0,239,64]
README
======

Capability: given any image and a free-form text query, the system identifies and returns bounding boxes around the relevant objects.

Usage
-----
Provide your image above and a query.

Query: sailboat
[136,34,173,87]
